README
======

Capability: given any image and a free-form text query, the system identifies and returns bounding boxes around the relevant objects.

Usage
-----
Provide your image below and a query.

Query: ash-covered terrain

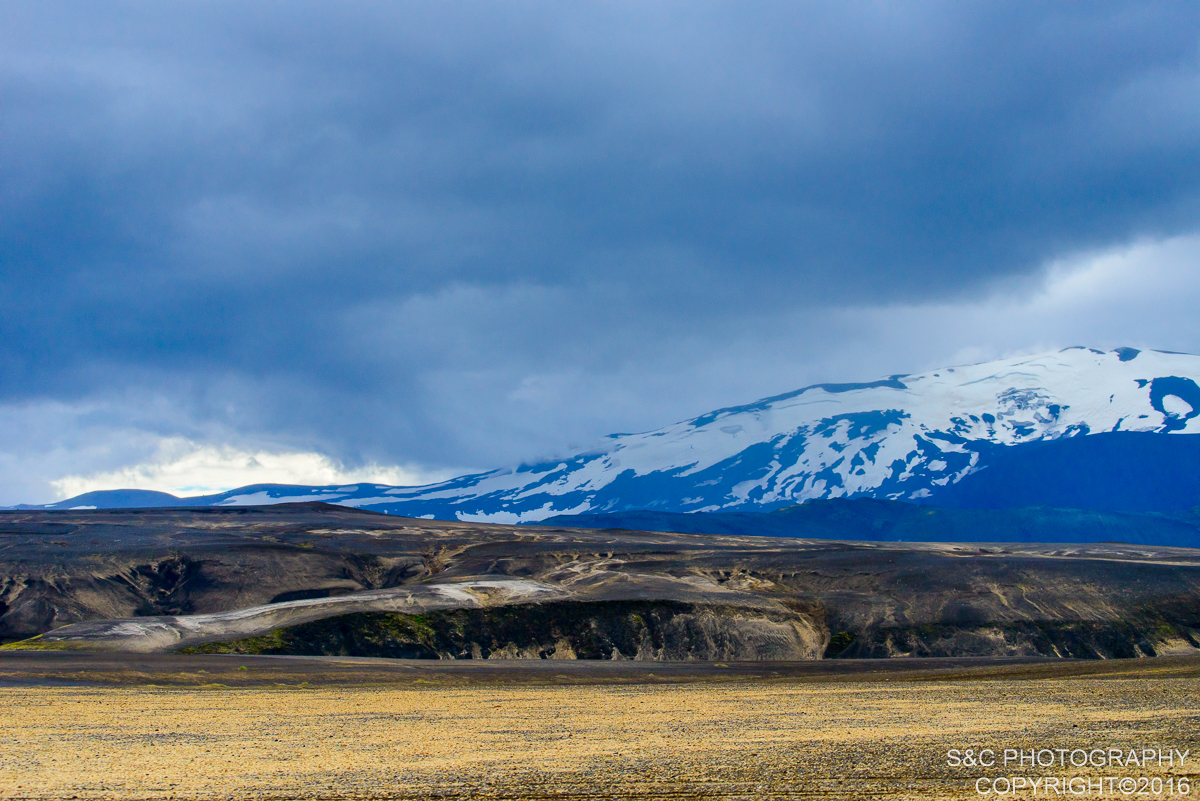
[2,502,1199,661]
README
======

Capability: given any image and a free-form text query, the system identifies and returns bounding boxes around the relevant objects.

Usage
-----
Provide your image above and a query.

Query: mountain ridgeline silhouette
[13,348,1200,542]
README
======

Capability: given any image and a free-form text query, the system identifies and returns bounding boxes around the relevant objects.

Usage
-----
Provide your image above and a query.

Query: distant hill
[8,488,185,510]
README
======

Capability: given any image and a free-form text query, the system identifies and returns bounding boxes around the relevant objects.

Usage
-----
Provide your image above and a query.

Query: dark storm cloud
[2,0,1200,473]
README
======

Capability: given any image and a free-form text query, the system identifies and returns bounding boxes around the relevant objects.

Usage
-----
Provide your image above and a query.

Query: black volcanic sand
[5,651,1200,688]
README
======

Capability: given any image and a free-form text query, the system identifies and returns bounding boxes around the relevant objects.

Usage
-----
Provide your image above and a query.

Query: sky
[3,1,1200,504]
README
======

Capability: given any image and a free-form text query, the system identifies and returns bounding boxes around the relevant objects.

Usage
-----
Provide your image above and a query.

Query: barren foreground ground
[2,656,1200,800]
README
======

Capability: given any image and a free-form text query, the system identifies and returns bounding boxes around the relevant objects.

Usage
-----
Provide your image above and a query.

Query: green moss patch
[0,635,95,651]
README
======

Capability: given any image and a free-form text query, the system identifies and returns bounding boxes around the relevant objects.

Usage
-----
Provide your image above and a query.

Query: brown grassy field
[2,656,1199,800]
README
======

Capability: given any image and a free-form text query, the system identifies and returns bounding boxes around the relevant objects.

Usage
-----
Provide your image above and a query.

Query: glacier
[20,347,1200,520]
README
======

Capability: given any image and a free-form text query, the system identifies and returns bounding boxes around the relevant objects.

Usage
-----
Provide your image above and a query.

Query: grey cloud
[2,1,1200,497]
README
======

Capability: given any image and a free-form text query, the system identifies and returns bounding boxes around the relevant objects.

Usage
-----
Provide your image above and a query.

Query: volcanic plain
[2,654,1200,800]
[3,503,1200,798]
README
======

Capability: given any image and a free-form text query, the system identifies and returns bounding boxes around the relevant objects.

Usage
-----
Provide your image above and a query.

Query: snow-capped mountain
[25,347,1200,520]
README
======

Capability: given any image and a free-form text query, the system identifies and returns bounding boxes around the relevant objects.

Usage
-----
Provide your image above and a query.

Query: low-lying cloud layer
[2,2,1199,503]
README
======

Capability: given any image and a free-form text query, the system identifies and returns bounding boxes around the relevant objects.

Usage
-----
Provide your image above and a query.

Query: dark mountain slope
[538,497,1200,547]
[924,431,1200,512]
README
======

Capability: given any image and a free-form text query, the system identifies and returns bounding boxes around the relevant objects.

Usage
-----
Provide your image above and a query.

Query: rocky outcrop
[3,504,1200,660]
[181,601,827,661]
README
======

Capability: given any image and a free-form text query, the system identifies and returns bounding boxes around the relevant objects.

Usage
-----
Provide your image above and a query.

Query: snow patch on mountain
[19,347,1200,521]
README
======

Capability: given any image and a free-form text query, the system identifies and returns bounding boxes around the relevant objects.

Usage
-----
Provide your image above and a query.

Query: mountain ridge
[14,346,1200,520]
[535,497,1200,548]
